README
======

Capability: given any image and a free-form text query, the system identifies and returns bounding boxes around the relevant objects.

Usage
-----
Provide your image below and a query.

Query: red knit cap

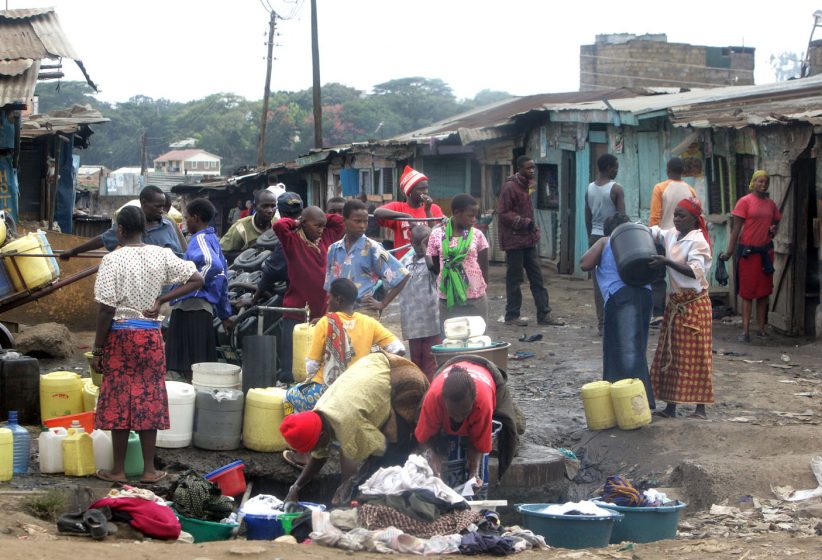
[279,411,322,453]
[399,165,428,196]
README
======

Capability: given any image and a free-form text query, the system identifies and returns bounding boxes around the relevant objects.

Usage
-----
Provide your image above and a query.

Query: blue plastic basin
[517,503,622,549]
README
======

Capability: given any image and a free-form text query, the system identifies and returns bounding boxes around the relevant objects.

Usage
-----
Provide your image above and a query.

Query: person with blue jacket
[165,198,232,382]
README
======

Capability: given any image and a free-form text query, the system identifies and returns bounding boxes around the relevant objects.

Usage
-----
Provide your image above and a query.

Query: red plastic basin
[205,460,246,496]
[44,411,95,433]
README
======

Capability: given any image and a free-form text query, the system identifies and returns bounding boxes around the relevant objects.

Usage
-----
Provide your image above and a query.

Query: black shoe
[83,509,109,540]
[57,511,88,535]
[537,316,565,326]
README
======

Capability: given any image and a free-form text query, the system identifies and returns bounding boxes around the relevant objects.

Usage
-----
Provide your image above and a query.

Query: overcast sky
[13,0,822,103]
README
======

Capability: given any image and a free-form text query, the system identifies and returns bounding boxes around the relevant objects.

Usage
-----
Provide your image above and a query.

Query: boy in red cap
[374,165,444,258]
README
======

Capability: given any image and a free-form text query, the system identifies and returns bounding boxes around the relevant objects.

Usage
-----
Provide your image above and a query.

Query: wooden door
[559,150,576,274]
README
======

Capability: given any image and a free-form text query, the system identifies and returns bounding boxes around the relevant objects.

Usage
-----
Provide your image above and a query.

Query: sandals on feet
[95,470,127,483]
[139,470,168,484]
[283,450,307,469]
[737,332,751,342]
[653,410,676,419]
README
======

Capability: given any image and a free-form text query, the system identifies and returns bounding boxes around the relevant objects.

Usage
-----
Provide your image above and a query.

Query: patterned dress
[94,246,196,430]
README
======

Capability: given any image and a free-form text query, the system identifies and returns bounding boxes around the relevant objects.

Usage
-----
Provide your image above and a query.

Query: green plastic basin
[593,500,687,543]
[517,503,622,549]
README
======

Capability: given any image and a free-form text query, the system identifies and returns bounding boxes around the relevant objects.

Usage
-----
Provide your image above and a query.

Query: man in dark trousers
[497,155,563,327]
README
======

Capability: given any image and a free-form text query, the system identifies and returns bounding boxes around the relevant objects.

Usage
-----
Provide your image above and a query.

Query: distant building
[153,149,221,176]
[580,33,755,91]
[77,165,110,190]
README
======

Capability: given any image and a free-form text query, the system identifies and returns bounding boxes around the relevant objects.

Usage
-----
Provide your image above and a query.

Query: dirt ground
[4,263,822,558]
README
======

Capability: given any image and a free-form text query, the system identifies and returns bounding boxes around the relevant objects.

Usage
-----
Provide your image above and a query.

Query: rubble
[15,323,77,359]
[679,499,822,539]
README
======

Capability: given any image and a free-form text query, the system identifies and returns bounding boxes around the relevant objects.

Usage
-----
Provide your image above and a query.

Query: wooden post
[256,10,277,169]
[311,0,322,149]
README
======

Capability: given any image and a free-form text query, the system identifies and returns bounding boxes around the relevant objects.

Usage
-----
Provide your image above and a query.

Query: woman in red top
[720,170,782,342]
[374,166,444,258]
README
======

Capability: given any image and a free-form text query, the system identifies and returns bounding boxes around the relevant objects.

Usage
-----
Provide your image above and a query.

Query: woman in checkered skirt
[648,197,714,419]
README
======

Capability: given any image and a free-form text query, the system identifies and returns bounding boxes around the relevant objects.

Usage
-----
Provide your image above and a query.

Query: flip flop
[283,450,307,469]
[518,333,543,343]
[83,509,108,541]
[653,410,676,419]
[95,470,127,483]
[688,413,708,420]
[139,470,169,483]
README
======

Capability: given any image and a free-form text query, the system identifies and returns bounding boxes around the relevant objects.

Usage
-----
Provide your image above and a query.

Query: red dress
[732,193,781,300]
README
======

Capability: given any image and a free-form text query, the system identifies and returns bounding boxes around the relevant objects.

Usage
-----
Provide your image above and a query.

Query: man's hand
[59,250,74,261]
[648,255,668,269]
[421,194,433,212]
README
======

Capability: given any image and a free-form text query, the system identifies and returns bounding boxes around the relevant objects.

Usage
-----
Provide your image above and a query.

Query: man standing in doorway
[585,154,625,336]
[648,157,696,321]
[498,156,563,327]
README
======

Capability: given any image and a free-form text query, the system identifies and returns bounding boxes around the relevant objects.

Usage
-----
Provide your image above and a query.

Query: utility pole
[140,131,147,176]
[311,0,322,149]
[257,10,277,169]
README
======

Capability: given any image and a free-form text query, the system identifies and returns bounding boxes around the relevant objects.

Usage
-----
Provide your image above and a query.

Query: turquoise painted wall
[574,143,591,276]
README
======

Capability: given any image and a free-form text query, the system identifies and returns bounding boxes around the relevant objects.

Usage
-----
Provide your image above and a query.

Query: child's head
[342,199,369,238]
[184,198,215,234]
[328,278,358,313]
[410,224,431,257]
[451,193,479,229]
[301,206,327,242]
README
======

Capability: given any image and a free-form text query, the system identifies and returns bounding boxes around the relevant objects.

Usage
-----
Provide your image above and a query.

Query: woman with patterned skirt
[649,197,714,419]
[92,206,203,483]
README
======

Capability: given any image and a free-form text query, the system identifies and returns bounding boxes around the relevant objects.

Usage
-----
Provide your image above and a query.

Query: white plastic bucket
[157,381,196,448]
[192,362,242,391]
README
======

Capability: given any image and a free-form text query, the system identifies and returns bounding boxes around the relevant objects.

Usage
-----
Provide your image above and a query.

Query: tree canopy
[33,78,512,174]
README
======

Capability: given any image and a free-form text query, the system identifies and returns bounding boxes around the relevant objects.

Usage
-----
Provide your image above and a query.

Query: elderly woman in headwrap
[648,197,714,419]
[719,170,781,342]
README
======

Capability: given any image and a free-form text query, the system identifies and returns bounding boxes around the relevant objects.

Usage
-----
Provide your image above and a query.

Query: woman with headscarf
[719,170,781,342]
[648,197,714,419]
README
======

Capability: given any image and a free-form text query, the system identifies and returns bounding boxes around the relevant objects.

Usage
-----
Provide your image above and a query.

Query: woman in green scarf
[426,194,490,327]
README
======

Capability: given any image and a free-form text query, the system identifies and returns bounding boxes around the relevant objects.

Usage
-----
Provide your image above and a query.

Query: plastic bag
[715,259,729,286]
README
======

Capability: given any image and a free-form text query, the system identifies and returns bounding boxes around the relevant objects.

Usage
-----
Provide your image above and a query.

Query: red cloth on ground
[738,250,775,299]
[90,497,181,540]
[377,201,443,258]
[415,360,496,453]
[273,214,344,320]
[732,193,781,246]
[409,334,441,382]
[95,328,168,431]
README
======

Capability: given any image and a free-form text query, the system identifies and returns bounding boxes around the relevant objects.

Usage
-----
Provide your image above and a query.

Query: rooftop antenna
[801,10,822,77]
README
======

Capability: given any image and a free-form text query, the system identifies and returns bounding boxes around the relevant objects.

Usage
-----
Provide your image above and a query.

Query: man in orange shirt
[648,157,697,320]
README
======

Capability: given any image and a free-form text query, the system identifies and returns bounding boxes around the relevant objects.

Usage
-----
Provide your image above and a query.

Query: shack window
[536,164,559,210]
[706,155,730,214]
[488,165,505,198]
[735,154,756,203]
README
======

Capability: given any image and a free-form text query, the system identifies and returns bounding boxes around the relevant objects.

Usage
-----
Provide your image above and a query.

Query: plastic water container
[82,378,99,412]
[610,378,652,430]
[157,381,196,448]
[34,231,61,281]
[243,387,286,452]
[91,430,113,471]
[205,460,246,496]
[63,422,95,477]
[5,411,30,474]
[443,316,487,340]
[192,362,242,391]
[291,323,316,382]
[609,223,658,286]
[0,261,14,302]
[0,351,40,425]
[125,431,144,479]
[193,389,244,451]
[0,428,12,481]
[38,426,67,474]
[40,371,84,422]
[1,233,54,291]
[581,381,617,430]
[464,335,493,348]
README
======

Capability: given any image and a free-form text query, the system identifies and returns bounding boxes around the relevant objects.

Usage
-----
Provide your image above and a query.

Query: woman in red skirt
[719,170,781,342]
[92,206,203,483]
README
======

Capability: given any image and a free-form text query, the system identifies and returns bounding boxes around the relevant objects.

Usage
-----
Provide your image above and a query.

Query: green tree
[372,77,459,130]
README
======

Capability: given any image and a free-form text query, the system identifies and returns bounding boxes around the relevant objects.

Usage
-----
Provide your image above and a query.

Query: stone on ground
[15,323,76,358]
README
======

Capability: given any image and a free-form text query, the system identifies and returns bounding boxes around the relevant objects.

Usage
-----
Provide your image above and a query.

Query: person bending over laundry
[324,199,409,315]
[280,352,429,505]
[398,224,441,380]
[415,356,519,488]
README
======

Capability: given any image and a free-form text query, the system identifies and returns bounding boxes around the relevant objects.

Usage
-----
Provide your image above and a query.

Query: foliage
[22,489,67,522]
[34,78,511,172]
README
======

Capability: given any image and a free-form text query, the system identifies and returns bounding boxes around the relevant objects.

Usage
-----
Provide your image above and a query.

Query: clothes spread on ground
[310,525,463,555]
[358,503,481,539]
[172,470,234,521]
[459,532,515,556]
[359,454,467,506]
[358,488,470,522]
[90,487,180,540]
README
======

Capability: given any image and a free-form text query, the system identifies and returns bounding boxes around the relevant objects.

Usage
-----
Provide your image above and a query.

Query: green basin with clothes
[517,503,622,549]
[593,500,687,543]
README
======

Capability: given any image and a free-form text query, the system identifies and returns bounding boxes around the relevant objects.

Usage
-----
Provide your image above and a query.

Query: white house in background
[153,149,222,176]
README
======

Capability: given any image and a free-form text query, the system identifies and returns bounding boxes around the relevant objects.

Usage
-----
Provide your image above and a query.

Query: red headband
[677,197,712,249]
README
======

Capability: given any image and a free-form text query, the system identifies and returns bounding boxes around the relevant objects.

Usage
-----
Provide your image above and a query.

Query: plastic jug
[63,421,95,477]
[157,381,196,448]
[38,426,67,474]
[125,431,144,479]
[291,323,316,382]
[443,316,487,340]
[610,378,652,430]
[192,362,242,391]
[193,389,244,451]
[91,430,113,471]
[609,223,659,286]
[0,233,54,291]
[0,428,12,481]
[34,231,61,281]
[5,411,30,474]
[581,381,617,430]
[0,351,40,424]
[82,378,99,412]
[40,371,84,422]
[243,387,287,452]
